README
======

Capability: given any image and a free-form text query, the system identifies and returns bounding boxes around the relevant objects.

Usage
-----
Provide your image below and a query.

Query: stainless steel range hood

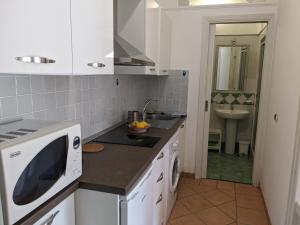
[114,35,155,66]
[114,0,155,67]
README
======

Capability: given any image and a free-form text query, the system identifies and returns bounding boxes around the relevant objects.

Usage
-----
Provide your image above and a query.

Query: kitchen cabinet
[177,121,186,173]
[75,166,154,225]
[0,0,73,75]
[121,166,154,225]
[71,0,113,75]
[0,0,113,75]
[145,2,173,75]
[152,147,167,225]
[34,194,75,225]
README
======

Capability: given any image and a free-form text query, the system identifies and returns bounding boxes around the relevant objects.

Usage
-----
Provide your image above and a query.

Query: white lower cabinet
[34,194,75,225]
[152,147,167,225]
[74,128,185,225]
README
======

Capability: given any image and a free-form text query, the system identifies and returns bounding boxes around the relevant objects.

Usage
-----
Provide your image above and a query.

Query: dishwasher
[120,165,153,225]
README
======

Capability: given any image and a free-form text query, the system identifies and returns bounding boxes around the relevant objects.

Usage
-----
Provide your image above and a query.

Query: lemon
[131,121,138,126]
[136,122,146,129]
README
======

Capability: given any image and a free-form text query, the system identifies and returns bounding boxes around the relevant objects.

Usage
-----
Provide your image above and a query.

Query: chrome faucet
[142,99,159,120]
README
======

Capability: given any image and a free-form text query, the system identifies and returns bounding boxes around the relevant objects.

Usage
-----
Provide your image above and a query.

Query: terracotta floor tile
[170,214,206,225]
[170,202,191,220]
[177,184,197,199]
[201,179,218,186]
[237,207,269,225]
[182,177,201,185]
[168,178,270,225]
[218,201,237,219]
[195,207,235,225]
[235,184,261,197]
[236,195,265,211]
[218,181,236,197]
[218,180,235,191]
[179,194,213,213]
[203,190,234,206]
[191,179,217,193]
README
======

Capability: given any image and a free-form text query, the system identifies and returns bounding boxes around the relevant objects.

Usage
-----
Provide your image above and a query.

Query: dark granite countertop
[78,117,186,195]
[14,117,185,224]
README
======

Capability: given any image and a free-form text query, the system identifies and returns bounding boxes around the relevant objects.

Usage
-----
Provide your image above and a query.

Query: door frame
[285,98,300,225]
[195,13,278,186]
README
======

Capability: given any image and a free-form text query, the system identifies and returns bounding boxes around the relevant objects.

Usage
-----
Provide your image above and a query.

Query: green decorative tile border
[211,91,255,105]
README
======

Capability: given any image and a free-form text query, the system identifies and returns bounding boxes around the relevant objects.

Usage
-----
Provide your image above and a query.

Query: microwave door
[13,135,68,206]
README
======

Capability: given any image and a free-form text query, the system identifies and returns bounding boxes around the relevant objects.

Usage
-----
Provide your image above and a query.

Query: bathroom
[206,22,267,184]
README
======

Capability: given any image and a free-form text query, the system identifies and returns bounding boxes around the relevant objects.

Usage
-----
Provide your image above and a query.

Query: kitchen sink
[146,114,175,120]
[146,113,180,130]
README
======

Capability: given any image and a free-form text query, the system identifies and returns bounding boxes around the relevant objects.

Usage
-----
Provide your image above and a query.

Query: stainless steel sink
[146,113,179,129]
[146,114,175,120]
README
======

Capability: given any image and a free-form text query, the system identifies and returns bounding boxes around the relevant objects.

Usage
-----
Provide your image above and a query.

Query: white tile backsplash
[0,77,16,97]
[1,96,17,117]
[0,74,189,138]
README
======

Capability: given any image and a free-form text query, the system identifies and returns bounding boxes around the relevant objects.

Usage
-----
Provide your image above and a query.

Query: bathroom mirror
[214,45,248,91]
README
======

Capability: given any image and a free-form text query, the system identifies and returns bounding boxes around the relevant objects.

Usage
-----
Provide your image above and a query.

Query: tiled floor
[207,151,253,184]
[167,176,270,225]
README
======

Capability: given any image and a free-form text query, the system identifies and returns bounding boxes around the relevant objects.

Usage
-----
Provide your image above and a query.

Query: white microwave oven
[0,119,82,225]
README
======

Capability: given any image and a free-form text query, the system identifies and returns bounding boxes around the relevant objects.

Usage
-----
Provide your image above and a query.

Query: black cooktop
[94,133,161,148]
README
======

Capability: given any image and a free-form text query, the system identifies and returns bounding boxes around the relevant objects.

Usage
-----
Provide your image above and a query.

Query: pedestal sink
[215,108,250,154]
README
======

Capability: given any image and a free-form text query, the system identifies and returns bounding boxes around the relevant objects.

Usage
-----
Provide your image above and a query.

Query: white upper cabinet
[71,0,114,75]
[0,0,73,75]
[146,1,173,75]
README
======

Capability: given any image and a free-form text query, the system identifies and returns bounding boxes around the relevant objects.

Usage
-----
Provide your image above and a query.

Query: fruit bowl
[127,121,151,134]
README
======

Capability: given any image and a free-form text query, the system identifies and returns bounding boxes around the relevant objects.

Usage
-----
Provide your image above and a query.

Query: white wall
[260,0,300,224]
[215,23,267,35]
[163,3,277,173]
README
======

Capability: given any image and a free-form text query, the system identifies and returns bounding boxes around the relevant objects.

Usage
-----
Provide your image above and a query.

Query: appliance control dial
[73,136,81,150]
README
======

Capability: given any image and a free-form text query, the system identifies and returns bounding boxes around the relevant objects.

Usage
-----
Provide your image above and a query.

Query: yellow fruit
[141,121,149,127]
[136,122,146,129]
[131,121,138,126]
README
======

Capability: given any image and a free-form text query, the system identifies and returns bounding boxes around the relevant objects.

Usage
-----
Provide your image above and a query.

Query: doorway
[204,22,268,184]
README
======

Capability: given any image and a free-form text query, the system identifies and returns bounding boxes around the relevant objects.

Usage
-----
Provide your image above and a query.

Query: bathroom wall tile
[16,76,31,95]
[17,95,33,115]
[0,77,16,97]
[212,91,255,105]
[1,96,17,118]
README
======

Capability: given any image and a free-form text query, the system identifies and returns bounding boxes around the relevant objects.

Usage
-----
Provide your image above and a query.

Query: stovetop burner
[93,133,161,148]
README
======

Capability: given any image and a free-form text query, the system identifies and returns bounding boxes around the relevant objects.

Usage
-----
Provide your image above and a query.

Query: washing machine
[166,131,181,220]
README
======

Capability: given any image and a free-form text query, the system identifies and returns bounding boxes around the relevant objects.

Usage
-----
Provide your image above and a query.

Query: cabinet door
[71,0,113,75]
[152,147,167,225]
[0,0,72,75]
[34,194,75,225]
[124,168,153,225]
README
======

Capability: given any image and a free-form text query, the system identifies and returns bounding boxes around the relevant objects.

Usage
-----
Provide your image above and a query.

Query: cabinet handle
[156,172,164,183]
[128,192,139,202]
[16,56,55,64]
[156,193,163,205]
[41,210,60,225]
[87,62,106,68]
[157,152,164,160]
